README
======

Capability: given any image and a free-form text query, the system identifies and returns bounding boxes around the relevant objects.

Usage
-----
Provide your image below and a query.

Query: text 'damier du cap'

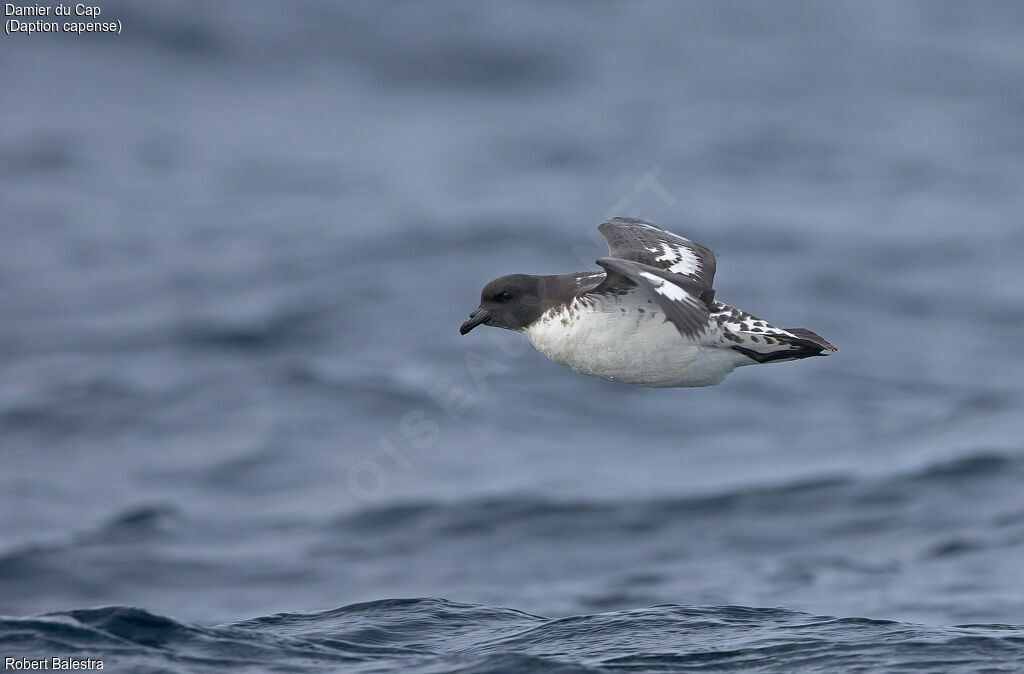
[5,3,121,36]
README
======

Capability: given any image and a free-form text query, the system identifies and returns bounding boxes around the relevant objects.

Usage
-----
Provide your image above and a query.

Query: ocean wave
[4,448,1021,626]
[2,599,1022,673]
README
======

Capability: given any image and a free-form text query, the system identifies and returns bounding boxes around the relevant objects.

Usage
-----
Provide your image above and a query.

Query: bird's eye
[495,291,513,302]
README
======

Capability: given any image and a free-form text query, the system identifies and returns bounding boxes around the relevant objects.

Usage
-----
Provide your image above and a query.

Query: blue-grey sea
[3,1,1024,671]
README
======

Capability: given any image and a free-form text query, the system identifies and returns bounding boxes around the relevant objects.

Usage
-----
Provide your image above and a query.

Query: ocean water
[2,1,1024,671]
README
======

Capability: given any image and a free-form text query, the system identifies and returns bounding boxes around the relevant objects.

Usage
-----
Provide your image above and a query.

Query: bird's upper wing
[597,217,716,289]
[588,257,714,340]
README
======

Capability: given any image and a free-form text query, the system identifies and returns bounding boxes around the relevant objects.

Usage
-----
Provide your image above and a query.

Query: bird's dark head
[460,274,546,334]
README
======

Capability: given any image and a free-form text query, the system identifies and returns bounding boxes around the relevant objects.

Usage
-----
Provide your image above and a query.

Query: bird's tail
[737,325,839,362]
[784,327,837,353]
[712,302,837,364]
[731,326,837,364]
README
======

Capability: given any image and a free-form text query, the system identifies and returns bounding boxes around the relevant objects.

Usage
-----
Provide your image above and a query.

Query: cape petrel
[459,217,836,387]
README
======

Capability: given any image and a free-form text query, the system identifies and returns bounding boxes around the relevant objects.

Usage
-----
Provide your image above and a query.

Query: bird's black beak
[460,308,491,335]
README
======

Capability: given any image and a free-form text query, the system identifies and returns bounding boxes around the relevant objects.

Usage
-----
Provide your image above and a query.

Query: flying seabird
[459,217,836,387]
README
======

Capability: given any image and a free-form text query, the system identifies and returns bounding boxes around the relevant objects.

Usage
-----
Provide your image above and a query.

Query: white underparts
[522,294,749,388]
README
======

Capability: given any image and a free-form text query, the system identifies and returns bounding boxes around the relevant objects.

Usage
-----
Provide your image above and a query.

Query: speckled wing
[597,217,716,289]
[590,257,714,341]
